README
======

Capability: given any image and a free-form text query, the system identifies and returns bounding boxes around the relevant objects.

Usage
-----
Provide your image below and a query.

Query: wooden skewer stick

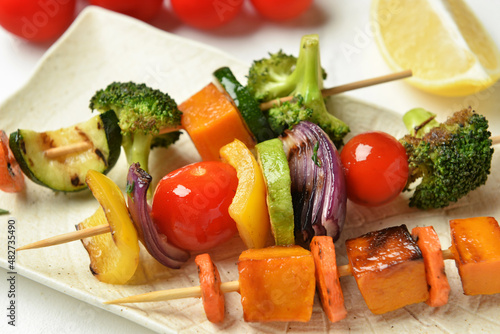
[105,247,456,305]
[44,141,93,159]
[16,224,111,251]
[259,69,413,110]
[43,124,183,160]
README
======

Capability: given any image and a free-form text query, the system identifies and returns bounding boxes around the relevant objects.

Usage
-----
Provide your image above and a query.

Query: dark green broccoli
[267,95,313,135]
[89,82,182,173]
[400,107,493,210]
[247,34,349,147]
[247,50,298,102]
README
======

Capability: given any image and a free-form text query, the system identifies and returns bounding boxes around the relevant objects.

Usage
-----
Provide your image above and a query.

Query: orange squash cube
[237,245,316,322]
[449,216,500,296]
[345,225,429,314]
[180,83,255,161]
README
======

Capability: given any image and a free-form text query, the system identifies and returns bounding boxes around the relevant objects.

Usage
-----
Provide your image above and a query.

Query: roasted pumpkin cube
[180,83,255,161]
[345,225,429,314]
[238,245,315,322]
[449,216,500,296]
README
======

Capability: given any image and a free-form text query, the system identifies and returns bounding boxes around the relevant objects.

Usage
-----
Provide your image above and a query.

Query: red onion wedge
[280,121,347,246]
[127,163,190,269]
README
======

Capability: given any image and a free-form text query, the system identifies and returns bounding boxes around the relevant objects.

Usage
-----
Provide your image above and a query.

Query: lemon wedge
[371,0,500,96]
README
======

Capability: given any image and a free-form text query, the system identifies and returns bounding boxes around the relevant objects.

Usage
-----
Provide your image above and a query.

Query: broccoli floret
[89,82,182,173]
[247,50,298,102]
[248,34,349,146]
[267,95,313,135]
[400,107,493,210]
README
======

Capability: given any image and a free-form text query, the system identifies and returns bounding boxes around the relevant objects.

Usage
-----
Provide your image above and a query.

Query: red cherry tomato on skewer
[152,161,238,252]
[340,131,409,207]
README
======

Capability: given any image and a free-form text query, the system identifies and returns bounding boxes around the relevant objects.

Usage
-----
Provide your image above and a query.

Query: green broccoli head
[89,81,182,134]
[89,82,183,173]
[267,95,313,135]
[247,50,298,102]
[400,107,493,210]
[253,34,349,147]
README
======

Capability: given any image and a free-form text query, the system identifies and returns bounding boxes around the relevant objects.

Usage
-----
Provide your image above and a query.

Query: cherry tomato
[0,130,25,193]
[340,131,409,207]
[170,0,243,30]
[151,161,238,252]
[0,0,76,42]
[250,0,312,21]
[90,0,163,22]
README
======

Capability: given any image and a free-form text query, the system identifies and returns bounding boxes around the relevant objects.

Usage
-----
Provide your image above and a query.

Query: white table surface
[1,1,499,333]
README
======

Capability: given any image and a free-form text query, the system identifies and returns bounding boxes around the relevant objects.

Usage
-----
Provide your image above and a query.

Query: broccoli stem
[122,132,153,173]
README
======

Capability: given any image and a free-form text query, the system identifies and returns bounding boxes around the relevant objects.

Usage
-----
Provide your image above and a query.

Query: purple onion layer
[280,121,347,246]
[127,163,190,269]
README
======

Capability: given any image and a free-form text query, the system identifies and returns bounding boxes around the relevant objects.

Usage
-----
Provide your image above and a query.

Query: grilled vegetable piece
[9,110,121,192]
[90,81,182,173]
[280,121,347,246]
[213,66,275,142]
[220,139,271,249]
[400,107,493,209]
[77,170,140,284]
[247,34,349,147]
[255,138,295,246]
[237,245,316,322]
[449,216,500,296]
[126,163,190,269]
[180,83,255,161]
[345,225,429,314]
[411,226,450,307]
[310,236,347,323]
[195,253,225,323]
[0,130,25,193]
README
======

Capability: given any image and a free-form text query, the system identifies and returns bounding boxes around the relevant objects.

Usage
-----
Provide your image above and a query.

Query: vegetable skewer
[41,70,412,160]
[259,69,413,110]
[104,217,499,324]
[104,250,455,305]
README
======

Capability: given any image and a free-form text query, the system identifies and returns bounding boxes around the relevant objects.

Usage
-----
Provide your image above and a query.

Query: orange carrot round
[310,236,347,323]
[195,253,225,323]
[411,226,451,307]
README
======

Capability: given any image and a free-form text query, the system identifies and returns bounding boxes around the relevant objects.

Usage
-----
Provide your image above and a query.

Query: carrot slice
[411,226,450,307]
[195,253,225,323]
[310,236,347,322]
[0,130,25,193]
[180,83,255,161]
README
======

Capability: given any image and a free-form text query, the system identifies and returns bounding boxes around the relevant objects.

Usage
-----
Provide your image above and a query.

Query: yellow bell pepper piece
[77,169,140,284]
[220,139,271,249]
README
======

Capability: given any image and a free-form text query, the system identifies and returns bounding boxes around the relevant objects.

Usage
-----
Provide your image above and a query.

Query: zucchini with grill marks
[213,66,275,142]
[9,110,122,192]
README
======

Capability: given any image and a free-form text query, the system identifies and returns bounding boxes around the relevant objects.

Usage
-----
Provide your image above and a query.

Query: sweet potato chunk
[449,216,500,296]
[180,83,255,161]
[346,225,429,314]
[238,246,315,322]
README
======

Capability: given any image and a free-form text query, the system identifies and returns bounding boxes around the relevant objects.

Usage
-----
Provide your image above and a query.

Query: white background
[1,0,499,333]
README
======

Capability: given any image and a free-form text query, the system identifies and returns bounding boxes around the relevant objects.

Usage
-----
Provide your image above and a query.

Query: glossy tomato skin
[152,161,238,252]
[90,0,163,22]
[250,0,312,21]
[0,0,76,42]
[340,131,409,207]
[170,0,243,30]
